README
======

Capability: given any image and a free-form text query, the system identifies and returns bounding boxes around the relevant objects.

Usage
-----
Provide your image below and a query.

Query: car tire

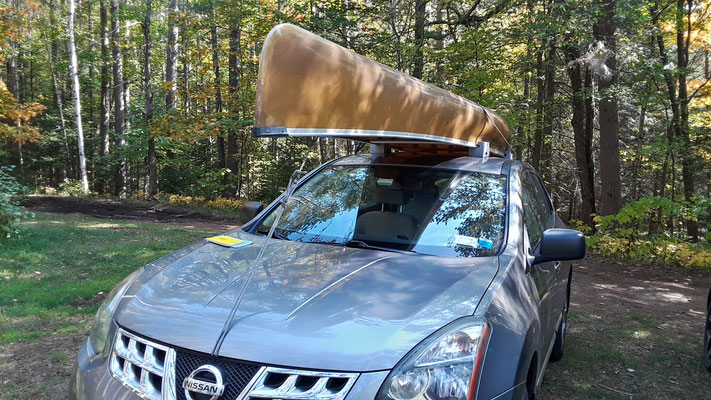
[526,356,537,400]
[704,300,711,372]
[550,276,570,362]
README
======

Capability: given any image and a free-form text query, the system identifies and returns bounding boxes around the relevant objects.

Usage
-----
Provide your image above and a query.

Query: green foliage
[593,196,710,239]
[586,197,711,268]
[58,179,88,197]
[587,235,711,268]
[0,166,28,238]
[151,193,245,212]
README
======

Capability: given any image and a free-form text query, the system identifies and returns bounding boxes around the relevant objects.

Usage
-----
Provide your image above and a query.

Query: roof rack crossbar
[469,142,490,158]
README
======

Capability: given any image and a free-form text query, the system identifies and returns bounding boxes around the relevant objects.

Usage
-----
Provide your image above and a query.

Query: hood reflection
[116,231,498,371]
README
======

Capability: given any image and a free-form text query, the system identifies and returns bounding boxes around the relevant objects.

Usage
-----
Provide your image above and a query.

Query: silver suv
[70,153,584,400]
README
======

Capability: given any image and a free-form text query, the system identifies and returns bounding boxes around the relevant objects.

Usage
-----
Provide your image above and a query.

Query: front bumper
[70,338,524,400]
[70,336,390,400]
[70,324,523,400]
[70,338,142,400]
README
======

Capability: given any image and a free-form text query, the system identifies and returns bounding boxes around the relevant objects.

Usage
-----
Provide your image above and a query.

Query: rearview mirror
[534,228,585,265]
[240,201,264,224]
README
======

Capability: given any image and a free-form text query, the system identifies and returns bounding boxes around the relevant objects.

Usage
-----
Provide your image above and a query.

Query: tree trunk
[210,20,222,117]
[6,41,25,174]
[49,0,61,110]
[565,47,596,227]
[98,0,111,194]
[514,74,530,160]
[532,49,544,170]
[676,0,697,241]
[632,104,646,200]
[652,5,680,137]
[111,0,127,198]
[540,44,555,183]
[412,0,427,79]
[6,46,18,112]
[165,0,179,111]
[29,54,34,100]
[651,3,680,197]
[69,0,89,194]
[594,0,622,216]
[433,0,444,84]
[144,0,157,196]
[87,0,95,123]
[18,44,26,104]
[181,11,189,115]
[122,23,131,133]
[211,17,227,186]
[584,67,595,190]
[225,24,241,198]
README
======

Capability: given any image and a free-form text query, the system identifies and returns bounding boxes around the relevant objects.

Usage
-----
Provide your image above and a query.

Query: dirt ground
[3,197,710,399]
[539,258,711,399]
[0,319,90,399]
[20,195,241,231]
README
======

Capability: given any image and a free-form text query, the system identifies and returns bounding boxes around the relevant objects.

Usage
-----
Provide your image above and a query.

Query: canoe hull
[254,24,511,155]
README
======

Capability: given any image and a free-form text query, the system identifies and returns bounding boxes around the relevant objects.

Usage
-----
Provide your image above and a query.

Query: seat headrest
[374,181,409,205]
[354,211,418,242]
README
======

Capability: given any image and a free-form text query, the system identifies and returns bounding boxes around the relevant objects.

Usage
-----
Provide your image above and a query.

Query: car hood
[116,231,498,372]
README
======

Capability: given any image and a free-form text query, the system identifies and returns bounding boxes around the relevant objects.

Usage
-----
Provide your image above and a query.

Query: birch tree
[144,0,157,196]
[166,0,179,111]
[68,0,89,193]
[98,0,111,194]
[111,0,127,198]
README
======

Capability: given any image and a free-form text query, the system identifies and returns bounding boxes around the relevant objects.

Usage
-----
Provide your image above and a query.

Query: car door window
[527,173,553,226]
[522,172,552,247]
[521,177,545,246]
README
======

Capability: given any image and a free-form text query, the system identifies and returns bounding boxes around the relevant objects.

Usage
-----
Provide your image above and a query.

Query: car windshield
[258,164,507,257]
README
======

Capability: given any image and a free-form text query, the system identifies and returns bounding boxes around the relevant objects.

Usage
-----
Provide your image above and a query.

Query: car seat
[353,182,418,243]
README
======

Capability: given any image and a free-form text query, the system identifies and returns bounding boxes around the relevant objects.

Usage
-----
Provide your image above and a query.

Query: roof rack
[370,141,512,161]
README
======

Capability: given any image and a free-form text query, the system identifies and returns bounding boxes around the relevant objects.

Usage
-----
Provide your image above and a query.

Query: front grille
[246,367,358,400]
[111,328,177,400]
[109,329,359,400]
[175,349,262,400]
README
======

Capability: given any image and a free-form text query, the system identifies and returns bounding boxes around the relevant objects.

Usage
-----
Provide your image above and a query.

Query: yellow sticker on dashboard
[207,235,251,248]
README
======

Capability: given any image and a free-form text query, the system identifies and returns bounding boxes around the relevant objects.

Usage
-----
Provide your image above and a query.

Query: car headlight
[378,317,491,400]
[88,269,141,355]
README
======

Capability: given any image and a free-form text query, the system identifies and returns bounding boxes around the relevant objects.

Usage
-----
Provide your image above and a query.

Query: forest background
[1,0,710,266]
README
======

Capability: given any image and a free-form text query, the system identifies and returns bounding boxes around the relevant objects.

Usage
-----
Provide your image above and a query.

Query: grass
[540,309,709,399]
[0,212,216,345]
[49,351,69,362]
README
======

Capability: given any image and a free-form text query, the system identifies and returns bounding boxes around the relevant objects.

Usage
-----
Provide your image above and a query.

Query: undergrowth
[574,196,711,268]
[0,166,30,238]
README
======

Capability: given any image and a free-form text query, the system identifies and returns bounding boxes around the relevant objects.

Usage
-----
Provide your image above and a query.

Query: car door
[521,171,558,349]
[528,172,568,317]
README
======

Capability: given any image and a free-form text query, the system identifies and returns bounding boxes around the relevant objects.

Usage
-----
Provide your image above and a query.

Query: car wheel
[550,278,570,362]
[704,300,711,372]
[526,356,537,400]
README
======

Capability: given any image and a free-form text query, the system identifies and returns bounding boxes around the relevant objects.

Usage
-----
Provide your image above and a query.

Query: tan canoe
[253,24,511,156]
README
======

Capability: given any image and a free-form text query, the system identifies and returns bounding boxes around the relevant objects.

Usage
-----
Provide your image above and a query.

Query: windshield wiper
[344,239,414,255]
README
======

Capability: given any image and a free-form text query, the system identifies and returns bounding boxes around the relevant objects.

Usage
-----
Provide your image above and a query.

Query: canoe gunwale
[251,126,510,157]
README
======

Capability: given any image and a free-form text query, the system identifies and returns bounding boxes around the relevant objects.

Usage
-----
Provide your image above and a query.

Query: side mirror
[534,228,586,265]
[240,201,264,224]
